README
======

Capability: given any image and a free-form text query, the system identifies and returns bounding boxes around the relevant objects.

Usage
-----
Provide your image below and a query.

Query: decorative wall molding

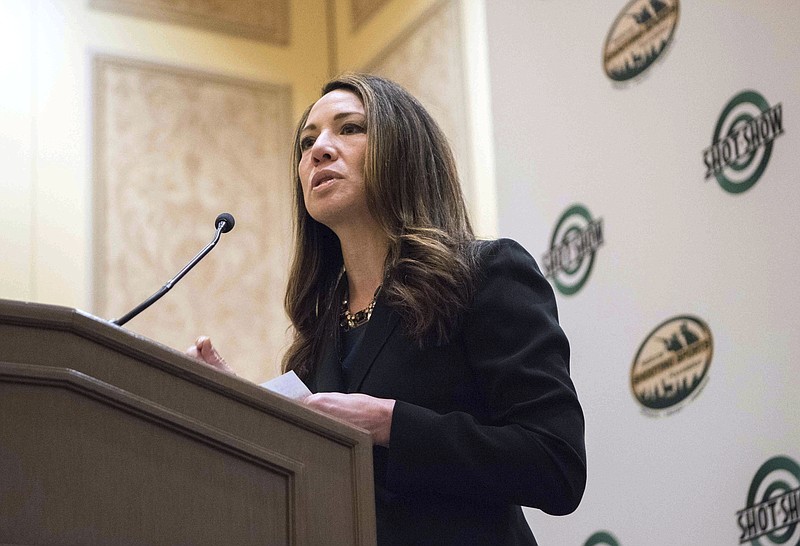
[350,0,391,30]
[90,0,291,45]
[93,55,293,379]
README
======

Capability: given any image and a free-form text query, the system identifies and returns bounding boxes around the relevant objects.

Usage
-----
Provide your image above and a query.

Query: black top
[340,322,367,384]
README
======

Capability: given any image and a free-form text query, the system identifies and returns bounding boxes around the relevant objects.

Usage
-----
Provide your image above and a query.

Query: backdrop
[485,1,799,545]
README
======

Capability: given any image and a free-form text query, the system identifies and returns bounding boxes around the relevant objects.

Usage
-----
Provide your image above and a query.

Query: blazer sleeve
[385,238,587,515]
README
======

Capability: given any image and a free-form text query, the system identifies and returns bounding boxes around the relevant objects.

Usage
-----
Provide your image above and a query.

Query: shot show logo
[703,90,784,194]
[737,456,800,545]
[584,531,621,546]
[630,315,712,416]
[603,0,679,82]
[541,204,603,296]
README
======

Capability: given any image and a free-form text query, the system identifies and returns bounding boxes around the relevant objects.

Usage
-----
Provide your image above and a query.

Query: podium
[0,299,376,545]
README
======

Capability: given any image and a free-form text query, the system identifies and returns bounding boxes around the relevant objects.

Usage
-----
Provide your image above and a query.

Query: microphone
[111,213,236,327]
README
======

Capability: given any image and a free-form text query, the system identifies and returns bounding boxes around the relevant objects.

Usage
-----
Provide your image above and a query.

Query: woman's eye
[341,123,365,135]
[300,136,315,151]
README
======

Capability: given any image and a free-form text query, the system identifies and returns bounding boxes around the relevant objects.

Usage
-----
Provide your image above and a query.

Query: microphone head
[215,212,235,233]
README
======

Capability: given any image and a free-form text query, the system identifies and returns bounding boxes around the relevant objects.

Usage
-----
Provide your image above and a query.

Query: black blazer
[305,239,586,546]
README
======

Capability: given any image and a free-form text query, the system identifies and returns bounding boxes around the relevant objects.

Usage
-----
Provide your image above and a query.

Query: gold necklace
[340,285,382,331]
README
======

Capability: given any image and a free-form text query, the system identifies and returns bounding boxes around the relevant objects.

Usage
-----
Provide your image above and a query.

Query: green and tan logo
[630,315,712,416]
[737,456,800,545]
[541,204,603,296]
[603,0,679,82]
[703,90,784,194]
[584,531,621,546]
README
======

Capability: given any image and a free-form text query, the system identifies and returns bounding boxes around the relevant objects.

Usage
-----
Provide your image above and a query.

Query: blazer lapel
[345,297,401,393]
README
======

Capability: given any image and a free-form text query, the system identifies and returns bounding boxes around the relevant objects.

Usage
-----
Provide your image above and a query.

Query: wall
[485,1,800,545]
[0,0,493,382]
[0,0,331,380]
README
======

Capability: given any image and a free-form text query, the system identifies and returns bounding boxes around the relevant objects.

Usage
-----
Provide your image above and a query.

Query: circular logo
[630,315,712,415]
[603,0,680,81]
[542,204,604,296]
[585,531,621,546]
[704,91,784,194]
[737,456,800,546]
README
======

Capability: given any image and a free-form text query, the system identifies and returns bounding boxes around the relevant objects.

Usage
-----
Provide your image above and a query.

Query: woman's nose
[311,132,337,163]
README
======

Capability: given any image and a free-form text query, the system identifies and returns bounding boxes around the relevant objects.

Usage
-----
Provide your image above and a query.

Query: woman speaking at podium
[189,73,586,546]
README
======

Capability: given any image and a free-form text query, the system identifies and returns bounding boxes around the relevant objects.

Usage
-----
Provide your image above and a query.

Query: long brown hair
[283,74,479,379]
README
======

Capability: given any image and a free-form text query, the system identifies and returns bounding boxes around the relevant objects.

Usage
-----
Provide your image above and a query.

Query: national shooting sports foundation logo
[603,0,679,82]
[630,315,712,416]
[736,455,800,545]
[541,204,603,296]
[702,90,785,194]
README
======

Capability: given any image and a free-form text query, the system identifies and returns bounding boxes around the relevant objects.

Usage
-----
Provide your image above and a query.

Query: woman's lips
[311,171,341,190]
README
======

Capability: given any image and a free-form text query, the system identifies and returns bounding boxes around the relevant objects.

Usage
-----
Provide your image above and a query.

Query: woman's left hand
[186,336,237,375]
[304,393,395,447]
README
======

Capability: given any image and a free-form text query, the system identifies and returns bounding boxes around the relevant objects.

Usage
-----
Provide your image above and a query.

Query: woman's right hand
[186,336,237,375]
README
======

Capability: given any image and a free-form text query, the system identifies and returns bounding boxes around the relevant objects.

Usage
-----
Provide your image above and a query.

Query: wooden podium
[0,299,376,545]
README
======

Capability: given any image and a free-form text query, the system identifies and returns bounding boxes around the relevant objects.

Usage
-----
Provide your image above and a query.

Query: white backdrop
[485,1,800,544]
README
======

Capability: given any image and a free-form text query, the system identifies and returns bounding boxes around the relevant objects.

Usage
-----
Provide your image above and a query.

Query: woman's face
[298,89,370,232]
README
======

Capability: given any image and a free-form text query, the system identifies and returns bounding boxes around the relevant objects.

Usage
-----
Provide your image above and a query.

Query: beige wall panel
[366,0,473,216]
[0,2,34,300]
[93,56,292,381]
[31,0,91,307]
[333,0,438,72]
[90,0,291,45]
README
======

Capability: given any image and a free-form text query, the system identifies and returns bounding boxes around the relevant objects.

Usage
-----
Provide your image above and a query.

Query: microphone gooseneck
[111,212,236,327]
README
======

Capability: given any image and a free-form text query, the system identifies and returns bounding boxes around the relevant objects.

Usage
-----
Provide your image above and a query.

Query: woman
[190,73,586,545]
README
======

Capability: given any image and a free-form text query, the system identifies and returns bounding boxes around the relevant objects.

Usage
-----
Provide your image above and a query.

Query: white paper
[259,370,312,401]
